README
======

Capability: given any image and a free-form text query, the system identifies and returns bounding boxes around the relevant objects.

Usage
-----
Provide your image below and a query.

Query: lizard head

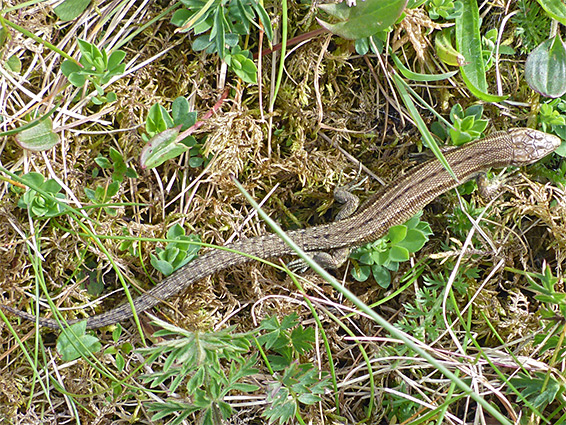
[509,128,561,166]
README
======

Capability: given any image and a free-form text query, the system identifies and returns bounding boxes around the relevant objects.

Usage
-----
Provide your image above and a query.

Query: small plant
[103,324,134,396]
[84,147,137,216]
[482,28,516,70]
[93,147,138,183]
[257,313,315,370]
[426,0,463,20]
[56,321,102,361]
[140,97,210,169]
[445,197,486,240]
[138,317,258,425]
[431,103,488,145]
[84,180,120,216]
[510,372,563,412]
[61,39,126,104]
[150,223,201,276]
[395,270,470,342]
[225,45,257,83]
[171,0,272,82]
[17,172,66,218]
[256,313,331,423]
[349,212,433,288]
[263,362,329,424]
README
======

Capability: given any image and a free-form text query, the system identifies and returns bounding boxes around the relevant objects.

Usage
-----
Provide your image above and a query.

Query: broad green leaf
[150,254,175,276]
[15,117,60,151]
[57,321,102,361]
[455,0,507,102]
[388,225,407,243]
[372,264,391,288]
[397,229,428,252]
[140,128,190,169]
[60,60,82,77]
[172,97,197,130]
[317,0,408,40]
[536,0,566,25]
[6,55,21,73]
[146,104,174,135]
[54,0,91,21]
[351,264,371,281]
[389,245,409,262]
[525,35,566,98]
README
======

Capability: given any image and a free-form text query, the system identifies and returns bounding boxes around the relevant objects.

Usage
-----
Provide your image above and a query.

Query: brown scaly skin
[2,128,561,329]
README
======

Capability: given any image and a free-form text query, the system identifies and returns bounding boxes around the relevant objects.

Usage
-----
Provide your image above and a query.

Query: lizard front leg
[290,177,366,271]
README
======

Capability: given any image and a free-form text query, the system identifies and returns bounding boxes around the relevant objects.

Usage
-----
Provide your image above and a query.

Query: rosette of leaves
[350,212,433,288]
[17,172,66,218]
[150,224,201,276]
[61,39,125,104]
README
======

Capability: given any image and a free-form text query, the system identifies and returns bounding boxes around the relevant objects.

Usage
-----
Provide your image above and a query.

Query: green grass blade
[392,73,457,181]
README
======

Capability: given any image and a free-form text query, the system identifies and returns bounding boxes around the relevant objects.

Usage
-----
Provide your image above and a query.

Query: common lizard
[2,128,561,329]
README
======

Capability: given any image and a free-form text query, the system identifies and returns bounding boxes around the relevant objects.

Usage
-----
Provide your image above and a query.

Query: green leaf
[371,265,391,288]
[525,35,566,98]
[397,229,428,252]
[391,52,459,81]
[290,326,315,355]
[78,39,104,70]
[317,0,407,40]
[150,254,175,276]
[140,128,190,169]
[536,0,566,25]
[107,50,126,71]
[351,264,371,282]
[6,55,22,73]
[60,59,82,76]
[388,224,407,243]
[15,117,60,151]
[172,97,197,130]
[298,393,322,405]
[146,104,174,135]
[54,0,91,21]
[455,0,507,102]
[389,245,410,262]
[68,72,87,87]
[57,321,102,361]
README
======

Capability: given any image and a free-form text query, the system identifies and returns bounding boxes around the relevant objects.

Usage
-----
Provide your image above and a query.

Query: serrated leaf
[317,0,407,40]
[290,326,314,355]
[15,117,60,151]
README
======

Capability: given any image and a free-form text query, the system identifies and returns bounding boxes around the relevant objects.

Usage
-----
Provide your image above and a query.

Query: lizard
[1,128,561,329]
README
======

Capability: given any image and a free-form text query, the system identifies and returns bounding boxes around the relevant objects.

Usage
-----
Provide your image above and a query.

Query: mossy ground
[1,1,565,423]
